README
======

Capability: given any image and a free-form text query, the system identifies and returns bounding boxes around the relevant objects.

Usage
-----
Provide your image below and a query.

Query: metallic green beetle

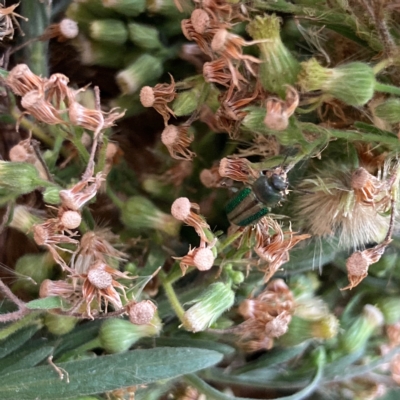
[225,172,288,226]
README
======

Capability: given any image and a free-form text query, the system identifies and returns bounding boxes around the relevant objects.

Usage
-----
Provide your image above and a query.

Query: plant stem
[0,311,42,340]
[159,270,185,322]
[375,82,400,96]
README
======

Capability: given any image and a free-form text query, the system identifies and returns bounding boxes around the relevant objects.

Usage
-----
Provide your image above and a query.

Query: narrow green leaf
[0,326,40,359]
[0,346,54,375]
[0,347,223,399]
[26,297,65,310]
[233,343,308,375]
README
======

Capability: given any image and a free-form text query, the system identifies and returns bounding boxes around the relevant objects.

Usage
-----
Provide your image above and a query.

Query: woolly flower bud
[43,186,61,205]
[298,59,375,106]
[44,313,78,335]
[374,98,400,124]
[116,54,163,94]
[247,14,300,97]
[60,210,82,230]
[127,300,157,325]
[279,314,339,347]
[127,22,163,49]
[89,19,128,44]
[103,0,146,17]
[182,282,235,332]
[0,161,50,196]
[377,297,400,325]
[121,195,181,236]
[340,304,384,353]
[99,317,162,353]
[9,205,42,234]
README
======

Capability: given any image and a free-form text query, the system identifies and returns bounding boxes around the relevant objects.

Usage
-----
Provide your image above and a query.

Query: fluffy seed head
[346,251,369,277]
[171,197,191,221]
[128,300,157,325]
[60,210,82,230]
[193,247,215,271]
[88,268,113,289]
[140,86,155,107]
[59,18,79,39]
[161,125,179,146]
[191,9,210,34]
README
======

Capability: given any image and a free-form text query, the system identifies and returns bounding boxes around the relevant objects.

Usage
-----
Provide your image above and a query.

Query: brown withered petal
[161,124,195,160]
[341,241,390,290]
[21,90,66,125]
[6,64,43,96]
[219,157,258,182]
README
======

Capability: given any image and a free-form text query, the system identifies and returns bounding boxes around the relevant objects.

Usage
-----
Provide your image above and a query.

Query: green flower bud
[8,205,42,234]
[247,14,300,97]
[241,106,268,134]
[44,313,78,335]
[376,297,400,325]
[172,89,200,117]
[116,54,163,94]
[73,0,118,18]
[340,304,384,353]
[89,19,128,44]
[146,0,187,17]
[127,22,163,49]
[12,252,56,295]
[78,38,126,68]
[279,314,339,346]
[182,282,235,332]
[103,0,146,17]
[121,195,181,236]
[99,317,162,353]
[375,99,400,123]
[298,59,375,106]
[0,161,50,196]
[43,185,61,205]
[66,3,98,26]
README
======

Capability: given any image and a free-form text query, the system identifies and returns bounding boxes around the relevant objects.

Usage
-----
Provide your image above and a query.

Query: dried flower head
[264,86,299,131]
[219,157,258,183]
[236,279,294,352]
[81,261,131,318]
[41,18,79,42]
[33,220,79,271]
[0,3,27,41]
[255,218,311,282]
[203,58,240,87]
[21,90,66,126]
[171,197,212,244]
[140,76,176,126]
[161,124,195,160]
[59,173,104,211]
[59,209,82,230]
[6,64,43,96]
[127,300,157,325]
[200,165,224,188]
[40,279,80,301]
[72,229,128,275]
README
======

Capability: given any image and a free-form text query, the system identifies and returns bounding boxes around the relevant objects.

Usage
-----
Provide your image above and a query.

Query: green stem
[159,270,185,323]
[57,337,102,362]
[0,311,42,340]
[217,230,244,252]
[375,82,400,96]
[106,185,124,209]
